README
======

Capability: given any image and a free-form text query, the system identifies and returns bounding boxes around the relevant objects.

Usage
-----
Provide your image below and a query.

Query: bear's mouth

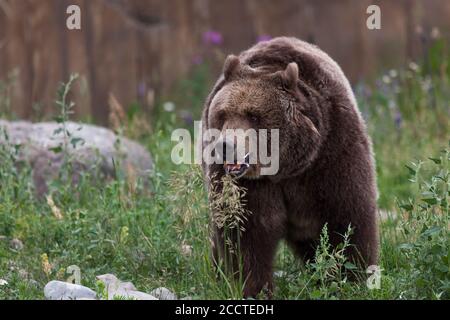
[224,153,250,179]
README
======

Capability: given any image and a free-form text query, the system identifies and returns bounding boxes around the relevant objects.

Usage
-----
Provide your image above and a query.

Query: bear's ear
[223,55,241,81]
[282,62,299,90]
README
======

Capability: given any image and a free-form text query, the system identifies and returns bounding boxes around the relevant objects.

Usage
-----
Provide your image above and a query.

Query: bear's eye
[246,112,259,124]
[216,110,226,123]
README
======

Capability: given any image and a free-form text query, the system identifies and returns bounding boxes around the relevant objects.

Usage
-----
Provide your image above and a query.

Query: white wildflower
[163,102,175,112]
[181,243,193,256]
[389,69,398,78]
[409,62,419,72]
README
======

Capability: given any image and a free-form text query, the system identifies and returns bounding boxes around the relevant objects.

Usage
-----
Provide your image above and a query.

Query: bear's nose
[215,137,235,163]
[215,136,251,178]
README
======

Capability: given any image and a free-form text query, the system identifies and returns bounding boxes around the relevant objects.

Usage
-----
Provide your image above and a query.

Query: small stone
[163,101,175,112]
[274,271,286,278]
[96,274,136,291]
[0,279,8,286]
[9,238,24,251]
[181,243,193,256]
[96,274,157,300]
[8,260,17,271]
[116,290,158,300]
[18,269,29,279]
[44,280,97,300]
[150,287,177,300]
[27,279,39,288]
[378,210,397,221]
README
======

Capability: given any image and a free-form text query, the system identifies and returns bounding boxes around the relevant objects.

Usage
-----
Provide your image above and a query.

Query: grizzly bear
[201,37,379,298]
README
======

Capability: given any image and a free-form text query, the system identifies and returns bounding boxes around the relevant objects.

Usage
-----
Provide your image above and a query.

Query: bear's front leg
[211,181,286,298]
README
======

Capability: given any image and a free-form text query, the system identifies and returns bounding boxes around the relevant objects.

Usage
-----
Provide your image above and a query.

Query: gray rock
[113,290,158,301]
[274,271,286,278]
[0,120,153,196]
[27,279,40,288]
[8,261,17,271]
[378,209,398,221]
[96,274,157,300]
[18,269,29,279]
[9,238,24,251]
[44,280,97,300]
[150,287,177,300]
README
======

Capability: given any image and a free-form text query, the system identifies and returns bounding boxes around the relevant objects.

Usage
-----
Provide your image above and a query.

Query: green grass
[0,42,449,300]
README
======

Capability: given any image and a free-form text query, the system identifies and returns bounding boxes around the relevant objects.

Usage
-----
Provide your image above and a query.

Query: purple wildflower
[138,82,146,97]
[203,30,223,45]
[192,55,204,65]
[394,111,402,129]
[179,110,194,125]
[257,34,272,43]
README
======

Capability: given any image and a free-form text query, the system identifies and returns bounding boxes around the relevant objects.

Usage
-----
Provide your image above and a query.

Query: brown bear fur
[201,37,379,298]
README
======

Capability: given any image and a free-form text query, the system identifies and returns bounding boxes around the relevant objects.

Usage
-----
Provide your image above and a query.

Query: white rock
[9,238,24,251]
[150,287,177,300]
[18,269,29,279]
[96,274,157,300]
[97,274,136,290]
[44,280,97,300]
[378,210,398,221]
[113,290,158,300]
[163,101,175,112]
[274,271,286,278]
[0,279,8,286]
[181,244,193,256]
[28,279,39,288]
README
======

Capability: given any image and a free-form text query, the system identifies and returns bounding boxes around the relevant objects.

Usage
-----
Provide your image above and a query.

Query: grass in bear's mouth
[0,42,449,300]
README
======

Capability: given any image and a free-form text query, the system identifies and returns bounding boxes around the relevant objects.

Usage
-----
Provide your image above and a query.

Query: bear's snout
[224,153,250,178]
[215,136,251,178]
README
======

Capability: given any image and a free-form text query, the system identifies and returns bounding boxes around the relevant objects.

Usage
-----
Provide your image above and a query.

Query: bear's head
[206,55,325,181]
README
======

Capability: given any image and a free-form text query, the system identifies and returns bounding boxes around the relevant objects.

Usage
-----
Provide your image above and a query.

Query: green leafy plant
[397,144,450,299]
[306,224,356,299]
[52,73,84,157]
